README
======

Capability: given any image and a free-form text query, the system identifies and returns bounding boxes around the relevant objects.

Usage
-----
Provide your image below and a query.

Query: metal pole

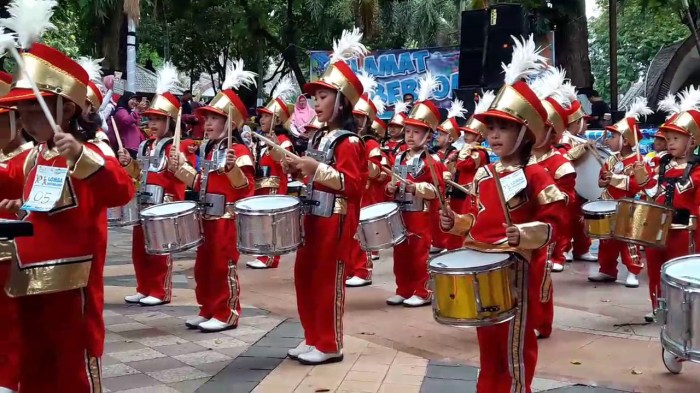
[609,0,618,111]
[682,0,700,58]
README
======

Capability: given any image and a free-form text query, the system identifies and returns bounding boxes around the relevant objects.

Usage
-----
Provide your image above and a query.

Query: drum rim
[145,237,203,255]
[661,329,696,361]
[233,195,300,213]
[432,307,516,327]
[139,201,199,218]
[359,202,400,221]
[359,233,407,251]
[662,255,700,289]
[617,198,674,211]
[582,200,618,214]
[238,241,302,256]
[428,249,513,273]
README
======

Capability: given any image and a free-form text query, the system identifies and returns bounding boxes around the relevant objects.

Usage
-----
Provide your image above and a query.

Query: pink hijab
[291,95,316,131]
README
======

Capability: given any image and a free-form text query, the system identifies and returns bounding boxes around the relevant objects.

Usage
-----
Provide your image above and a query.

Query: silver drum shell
[659,256,700,362]
[107,198,140,227]
[139,202,203,255]
[357,204,406,251]
[234,196,302,256]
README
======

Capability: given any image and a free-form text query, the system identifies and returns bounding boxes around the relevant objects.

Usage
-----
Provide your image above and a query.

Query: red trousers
[254,187,281,268]
[645,229,694,310]
[195,219,241,324]
[295,214,347,353]
[393,211,431,299]
[477,260,538,393]
[0,262,19,391]
[570,196,591,256]
[17,288,103,393]
[597,239,643,276]
[132,224,172,301]
[346,239,372,280]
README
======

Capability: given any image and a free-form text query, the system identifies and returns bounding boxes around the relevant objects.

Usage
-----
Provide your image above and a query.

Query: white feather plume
[222,58,257,91]
[417,71,438,102]
[357,70,377,96]
[0,0,57,49]
[657,93,681,117]
[560,82,578,108]
[474,91,495,115]
[0,29,17,52]
[624,96,653,120]
[270,74,297,102]
[77,56,104,84]
[330,27,367,64]
[529,67,567,103]
[502,34,547,85]
[447,98,467,119]
[155,61,179,94]
[393,100,409,115]
[677,86,700,112]
[371,95,385,116]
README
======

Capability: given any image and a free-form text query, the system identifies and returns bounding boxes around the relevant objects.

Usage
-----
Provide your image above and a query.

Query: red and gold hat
[196,59,257,129]
[259,74,296,124]
[660,110,700,141]
[542,97,569,137]
[86,82,104,109]
[77,56,106,110]
[371,118,387,138]
[353,93,378,123]
[460,90,495,137]
[405,72,441,131]
[605,97,652,147]
[0,43,88,109]
[257,97,293,123]
[653,129,666,139]
[303,28,367,106]
[388,100,409,128]
[565,100,591,125]
[144,62,181,119]
[437,98,467,140]
[304,116,325,132]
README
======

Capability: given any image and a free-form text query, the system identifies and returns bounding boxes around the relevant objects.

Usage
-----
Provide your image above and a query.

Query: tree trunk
[554,0,593,89]
[96,0,125,73]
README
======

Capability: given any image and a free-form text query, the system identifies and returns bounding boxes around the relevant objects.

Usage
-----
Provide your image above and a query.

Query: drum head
[235,195,299,211]
[288,181,304,188]
[140,201,197,217]
[664,257,700,287]
[574,147,611,201]
[429,249,511,272]
[583,200,617,213]
[360,202,398,220]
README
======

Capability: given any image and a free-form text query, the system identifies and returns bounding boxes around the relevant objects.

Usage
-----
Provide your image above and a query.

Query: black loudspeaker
[481,4,530,88]
[458,9,487,87]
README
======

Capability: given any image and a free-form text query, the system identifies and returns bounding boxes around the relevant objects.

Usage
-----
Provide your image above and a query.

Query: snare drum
[357,202,406,251]
[234,195,302,256]
[107,198,140,227]
[287,181,304,197]
[582,200,618,239]
[612,198,673,248]
[657,255,700,371]
[139,201,203,255]
[429,249,517,327]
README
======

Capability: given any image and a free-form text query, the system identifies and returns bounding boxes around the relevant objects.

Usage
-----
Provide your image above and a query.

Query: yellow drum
[613,198,673,248]
[582,200,618,239]
[429,249,516,327]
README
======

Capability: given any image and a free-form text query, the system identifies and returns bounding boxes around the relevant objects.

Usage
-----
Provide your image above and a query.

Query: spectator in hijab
[108,92,145,157]
[289,94,315,152]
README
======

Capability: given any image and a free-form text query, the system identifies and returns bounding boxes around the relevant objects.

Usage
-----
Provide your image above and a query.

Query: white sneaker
[345,276,372,287]
[551,263,564,273]
[198,317,236,332]
[124,293,146,304]
[625,273,639,288]
[288,342,315,359]
[0,387,17,393]
[185,316,208,329]
[403,295,431,307]
[429,246,444,254]
[644,312,656,323]
[139,296,167,306]
[246,260,269,269]
[575,252,598,262]
[297,348,343,365]
[587,272,616,283]
[386,295,406,306]
[565,251,573,261]
[370,252,380,261]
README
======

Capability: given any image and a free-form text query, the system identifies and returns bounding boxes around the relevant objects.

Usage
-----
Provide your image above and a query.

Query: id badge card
[21,165,68,212]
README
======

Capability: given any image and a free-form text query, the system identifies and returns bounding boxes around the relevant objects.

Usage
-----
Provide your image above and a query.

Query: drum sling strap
[657,154,699,226]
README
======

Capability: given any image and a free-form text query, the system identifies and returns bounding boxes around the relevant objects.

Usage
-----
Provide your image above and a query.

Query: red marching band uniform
[121,63,187,306]
[442,36,566,392]
[381,100,409,166]
[0,43,134,392]
[173,61,256,331]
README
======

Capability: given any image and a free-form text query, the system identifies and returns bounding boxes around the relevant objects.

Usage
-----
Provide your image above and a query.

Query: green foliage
[43,4,81,58]
[589,0,688,101]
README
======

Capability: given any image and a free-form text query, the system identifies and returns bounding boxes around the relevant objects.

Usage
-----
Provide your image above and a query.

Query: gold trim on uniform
[86,355,102,393]
[69,146,105,180]
[367,161,381,179]
[226,165,249,189]
[333,259,345,351]
[314,163,344,191]
[609,174,629,191]
[6,255,92,297]
[236,155,254,168]
[564,144,586,161]
[255,177,280,190]
[174,164,198,189]
[368,146,382,158]
[123,158,141,179]
[88,140,115,157]
[0,241,16,263]
[553,162,575,180]
[413,182,437,200]
[537,184,566,205]
[633,166,649,186]
[0,142,33,163]
[334,197,347,215]
[446,213,475,236]
[513,221,551,250]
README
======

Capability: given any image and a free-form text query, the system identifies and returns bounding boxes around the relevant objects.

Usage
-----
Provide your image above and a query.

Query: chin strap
[535,127,553,149]
[9,111,16,141]
[330,93,341,123]
[56,95,63,132]
[505,125,528,156]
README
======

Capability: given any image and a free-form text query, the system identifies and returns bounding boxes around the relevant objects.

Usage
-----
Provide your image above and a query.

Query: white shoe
[139,296,167,306]
[403,295,431,307]
[386,295,406,306]
[587,272,616,283]
[185,316,208,329]
[345,276,372,287]
[297,348,343,365]
[551,263,564,273]
[575,252,598,262]
[370,253,380,261]
[625,273,639,288]
[246,260,269,269]
[0,387,17,393]
[429,246,444,254]
[124,293,146,304]
[288,342,315,359]
[644,312,656,323]
[565,251,573,261]
[198,317,236,332]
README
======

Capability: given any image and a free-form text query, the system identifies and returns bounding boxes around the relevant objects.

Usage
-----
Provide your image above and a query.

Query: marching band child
[119,63,187,306]
[382,100,409,165]
[647,130,668,170]
[589,97,655,288]
[439,35,566,392]
[246,75,296,270]
[285,28,368,365]
[385,73,444,307]
[171,59,256,332]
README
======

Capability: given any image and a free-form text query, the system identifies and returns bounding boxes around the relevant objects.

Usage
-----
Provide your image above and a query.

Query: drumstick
[380,166,409,184]
[446,179,470,195]
[110,116,124,151]
[632,129,641,162]
[173,107,183,152]
[424,150,447,210]
[493,168,512,226]
[251,132,301,160]
[227,107,233,149]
